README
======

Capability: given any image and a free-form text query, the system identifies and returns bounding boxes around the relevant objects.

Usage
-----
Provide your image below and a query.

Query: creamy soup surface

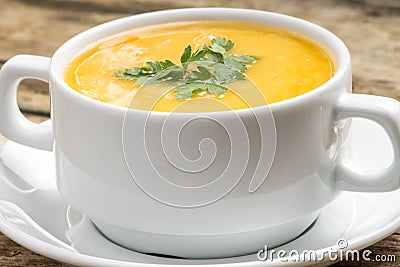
[65,21,334,112]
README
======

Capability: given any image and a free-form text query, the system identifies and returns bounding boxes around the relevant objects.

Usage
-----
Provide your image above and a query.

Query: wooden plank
[0,61,50,116]
[335,232,400,266]
[0,233,73,267]
[14,0,186,14]
[17,79,50,116]
[0,133,6,147]
[0,0,121,59]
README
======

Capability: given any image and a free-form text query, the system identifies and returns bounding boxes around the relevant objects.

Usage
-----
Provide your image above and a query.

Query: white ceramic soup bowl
[1,8,400,259]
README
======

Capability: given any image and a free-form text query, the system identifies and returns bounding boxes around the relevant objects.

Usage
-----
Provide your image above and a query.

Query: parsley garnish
[114,36,258,100]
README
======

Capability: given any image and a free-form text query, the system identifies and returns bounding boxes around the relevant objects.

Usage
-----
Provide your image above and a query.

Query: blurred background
[0,0,399,266]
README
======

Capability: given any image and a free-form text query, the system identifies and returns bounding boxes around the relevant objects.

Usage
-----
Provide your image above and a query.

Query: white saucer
[0,119,399,266]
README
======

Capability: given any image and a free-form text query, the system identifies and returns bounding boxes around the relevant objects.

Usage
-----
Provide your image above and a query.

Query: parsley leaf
[214,65,245,83]
[206,83,229,95]
[137,65,184,85]
[181,45,207,69]
[114,70,136,80]
[209,43,226,54]
[114,60,175,81]
[114,36,259,100]
[224,56,247,71]
[212,37,235,52]
[180,45,192,64]
[174,82,228,100]
[187,66,212,82]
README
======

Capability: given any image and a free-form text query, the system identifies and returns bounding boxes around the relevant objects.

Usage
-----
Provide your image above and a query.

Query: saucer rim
[1,183,400,267]
[1,137,400,266]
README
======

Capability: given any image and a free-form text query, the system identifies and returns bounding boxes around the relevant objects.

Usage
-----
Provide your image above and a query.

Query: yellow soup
[65,21,334,112]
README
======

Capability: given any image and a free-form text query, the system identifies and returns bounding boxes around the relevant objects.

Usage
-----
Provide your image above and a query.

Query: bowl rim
[50,7,351,116]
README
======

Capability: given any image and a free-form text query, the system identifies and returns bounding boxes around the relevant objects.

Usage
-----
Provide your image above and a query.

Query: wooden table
[0,0,399,266]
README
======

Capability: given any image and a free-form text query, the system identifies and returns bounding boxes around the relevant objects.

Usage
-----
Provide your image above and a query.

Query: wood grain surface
[0,0,399,266]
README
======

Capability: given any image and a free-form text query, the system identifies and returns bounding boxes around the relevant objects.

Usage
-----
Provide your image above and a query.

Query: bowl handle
[335,93,400,192]
[0,55,53,151]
